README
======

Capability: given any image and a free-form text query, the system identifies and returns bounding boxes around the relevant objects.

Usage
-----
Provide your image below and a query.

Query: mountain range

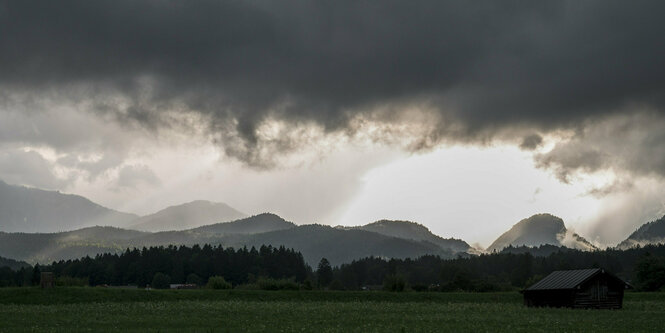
[2,179,665,269]
[0,213,469,266]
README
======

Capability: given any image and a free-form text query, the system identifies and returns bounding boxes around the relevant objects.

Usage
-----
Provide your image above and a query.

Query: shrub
[328,279,345,291]
[302,279,313,290]
[523,275,544,289]
[186,273,202,286]
[55,276,89,287]
[635,254,665,291]
[257,277,300,291]
[151,272,171,289]
[234,283,260,290]
[383,274,407,292]
[411,284,428,292]
[207,276,232,289]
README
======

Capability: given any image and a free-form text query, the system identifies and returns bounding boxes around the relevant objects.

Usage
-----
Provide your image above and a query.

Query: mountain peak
[487,214,595,252]
[617,215,665,249]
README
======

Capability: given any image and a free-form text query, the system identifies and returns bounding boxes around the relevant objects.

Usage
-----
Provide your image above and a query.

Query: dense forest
[327,244,665,291]
[1,243,665,291]
[0,244,309,288]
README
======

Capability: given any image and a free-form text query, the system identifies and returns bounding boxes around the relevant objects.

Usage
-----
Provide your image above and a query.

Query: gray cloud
[1,1,664,169]
[116,164,161,189]
[586,180,634,199]
[0,149,70,189]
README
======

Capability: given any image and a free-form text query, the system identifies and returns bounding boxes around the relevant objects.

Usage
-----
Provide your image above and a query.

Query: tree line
[0,244,309,288]
[1,243,665,291]
[322,244,665,291]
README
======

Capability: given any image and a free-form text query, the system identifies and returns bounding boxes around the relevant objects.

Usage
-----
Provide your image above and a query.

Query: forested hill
[0,256,29,270]
[236,224,450,266]
[340,220,471,254]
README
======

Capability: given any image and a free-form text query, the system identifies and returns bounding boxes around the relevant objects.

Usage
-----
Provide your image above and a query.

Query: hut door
[592,281,608,300]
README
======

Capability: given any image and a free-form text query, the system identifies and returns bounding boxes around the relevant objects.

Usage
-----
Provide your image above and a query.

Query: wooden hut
[522,268,629,309]
[40,272,54,288]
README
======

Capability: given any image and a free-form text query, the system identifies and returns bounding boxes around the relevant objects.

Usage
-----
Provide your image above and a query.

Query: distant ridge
[617,215,665,249]
[487,214,596,252]
[0,179,138,233]
[131,200,247,232]
[193,213,295,234]
[237,224,452,266]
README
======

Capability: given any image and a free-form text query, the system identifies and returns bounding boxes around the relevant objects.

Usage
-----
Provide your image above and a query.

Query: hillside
[487,214,596,252]
[0,214,458,266]
[0,226,147,264]
[130,200,247,232]
[617,215,665,249]
[0,180,138,233]
[234,224,452,266]
[344,220,471,253]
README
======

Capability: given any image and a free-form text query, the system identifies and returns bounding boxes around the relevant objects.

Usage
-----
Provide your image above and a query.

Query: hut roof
[525,268,626,291]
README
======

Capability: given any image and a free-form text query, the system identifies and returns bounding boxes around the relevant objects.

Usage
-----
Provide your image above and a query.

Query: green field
[0,289,663,332]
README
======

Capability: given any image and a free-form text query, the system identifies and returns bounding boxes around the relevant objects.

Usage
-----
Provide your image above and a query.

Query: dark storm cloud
[535,113,665,183]
[1,0,665,167]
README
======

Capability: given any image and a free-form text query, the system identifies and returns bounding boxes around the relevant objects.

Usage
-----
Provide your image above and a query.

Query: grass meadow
[0,288,663,332]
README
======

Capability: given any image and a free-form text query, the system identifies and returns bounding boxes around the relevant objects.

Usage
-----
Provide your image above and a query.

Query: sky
[1,1,665,247]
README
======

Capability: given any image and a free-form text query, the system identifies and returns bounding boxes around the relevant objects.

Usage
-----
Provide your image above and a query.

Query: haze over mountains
[131,200,247,232]
[0,180,247,233]
[1,179,664,268]
[0,180,137,233]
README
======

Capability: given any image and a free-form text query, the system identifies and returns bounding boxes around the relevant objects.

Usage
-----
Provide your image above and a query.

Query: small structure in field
[522,268,629,309]
[40,272,54,288]
[169,283,198,289]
